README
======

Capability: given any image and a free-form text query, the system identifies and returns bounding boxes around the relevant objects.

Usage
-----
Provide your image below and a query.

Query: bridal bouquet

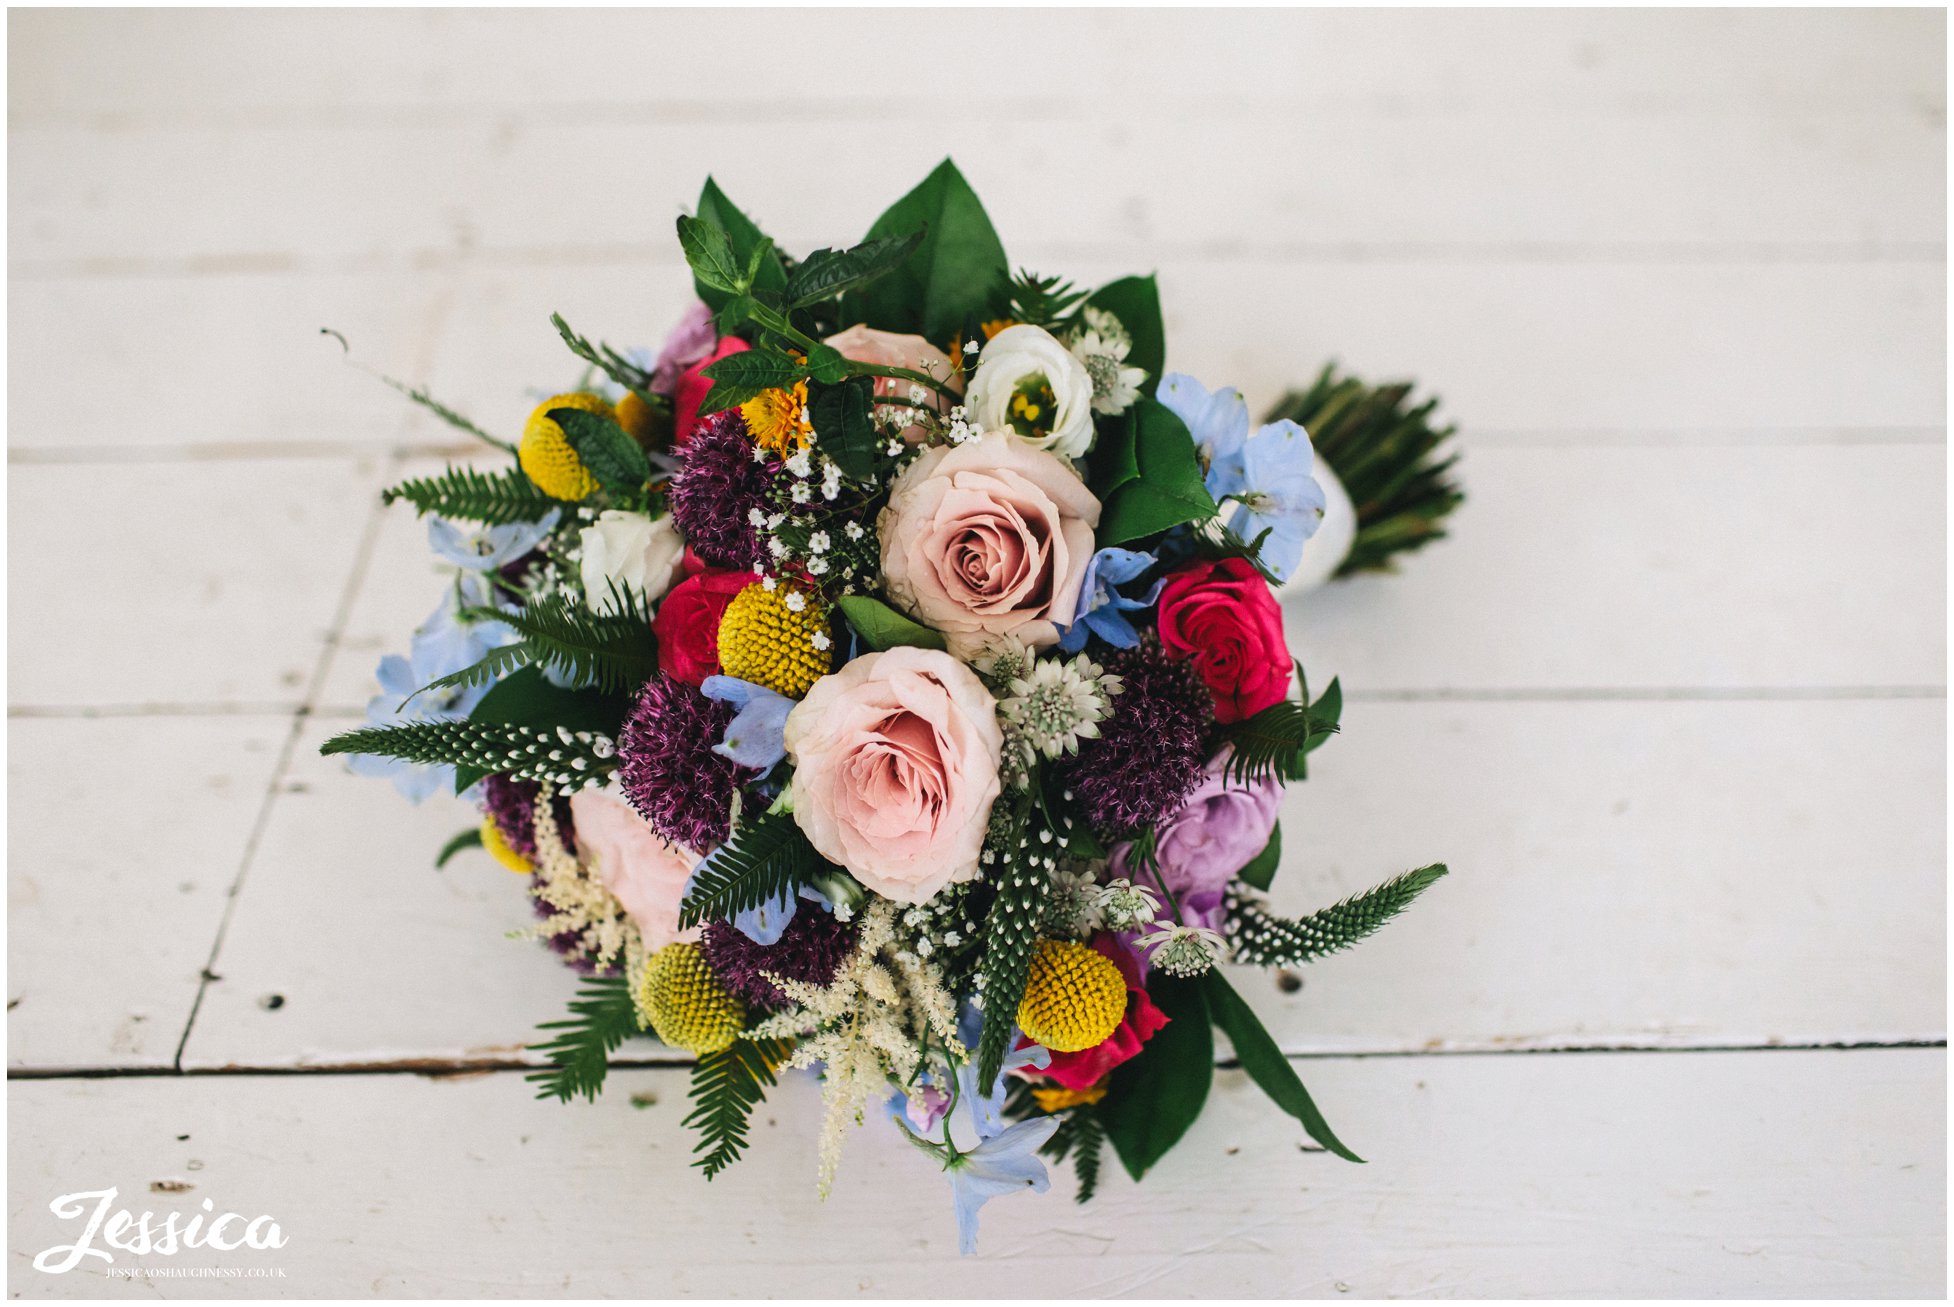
[324,161,1457,1252]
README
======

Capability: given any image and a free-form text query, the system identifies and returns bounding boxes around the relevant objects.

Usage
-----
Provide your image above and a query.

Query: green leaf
[1100,973,1212,1181]
[381,465,564,525]
[434,826,483,869]
[676,214,744,295]
[1237,823,1282,892]
[782,230,925,309]
[974,793,1048,1091]
[1094,398,1219,546]
[678,810,829,929]
[1225,864,1448,968]
[525,974,641,1103]
[550,313,662,410]
[802,343,849,385]
[841,158,1010,345]
[806,376,878,481]
[694,178,788,311]
[1202,970,1362,1162]
[1305,677,1342,753]
[1084,275,1165,392]
[684,1036,790,1179]
[549,407,651,491]
[697,348,804,415]
[834,595,946,652]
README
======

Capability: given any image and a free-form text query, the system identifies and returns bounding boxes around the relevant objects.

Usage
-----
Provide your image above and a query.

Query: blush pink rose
[782,647,1004,904]
[877,431,1100,659]
[567,787,702,950]
[823,324,962,443]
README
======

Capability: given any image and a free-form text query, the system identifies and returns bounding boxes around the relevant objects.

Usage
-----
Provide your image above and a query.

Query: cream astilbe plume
[522,784,636,970]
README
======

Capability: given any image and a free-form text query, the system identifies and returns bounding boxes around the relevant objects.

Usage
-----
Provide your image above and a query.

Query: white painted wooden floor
[7,9,1946,1298]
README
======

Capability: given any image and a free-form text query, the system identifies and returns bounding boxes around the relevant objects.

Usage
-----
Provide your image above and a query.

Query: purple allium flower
[701,909,858,1008]
[618,674,753,851]
[524,876,614,976]
[480,774,575,859]
[669,411,777,570]
[1056,641,1214,835]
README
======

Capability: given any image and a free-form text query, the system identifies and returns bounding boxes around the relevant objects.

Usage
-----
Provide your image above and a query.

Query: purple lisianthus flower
[651,302,719,395]
[426,511,559,572]
[1056,546,1164,653]
[1108,747,1281,933]
[945,1116,1061,1255]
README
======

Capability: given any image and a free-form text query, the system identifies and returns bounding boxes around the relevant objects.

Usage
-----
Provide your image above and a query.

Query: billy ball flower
[518,392,611,501]
[617,674,753,852]
[1054,640,1213,835]
[1017,939,1128,1053]
[717,579,833,698]
[640,942,746,1055]
[479,815,534,874]
[669,411,776,571]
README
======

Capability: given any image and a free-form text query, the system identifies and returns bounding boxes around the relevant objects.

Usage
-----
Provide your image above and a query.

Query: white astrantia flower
[998,652,1123,767]
[1134,922,1226,977]
[961,324,1098,459]
[1093,878,1162,933]
[1068,307,1148,416]
[577,510,684,616]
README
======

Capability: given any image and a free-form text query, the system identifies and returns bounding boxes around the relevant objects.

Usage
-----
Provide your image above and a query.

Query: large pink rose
[567,787,702,950]
[782,647,1003,904]
[877,431,1100,658]
[823,324,962,443]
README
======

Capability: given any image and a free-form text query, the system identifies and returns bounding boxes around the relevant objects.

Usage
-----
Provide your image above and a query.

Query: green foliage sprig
[526,974,641,1103]
[1223,864,1448,968]
[1265,365,1463,578]
[550,312,663,411]
[408,588,658,700]
[1042,1107,1107,1204]
[381,464,565,525]
[677,810,829,930]
[685,1036,791,1179]
[320,719,616,789]
[1216,676,1341,786]
[1006,271,1088,330]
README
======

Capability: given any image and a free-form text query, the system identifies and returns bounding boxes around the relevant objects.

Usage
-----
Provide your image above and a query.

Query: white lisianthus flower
[578,510,684,616]
[962,324,1098,459]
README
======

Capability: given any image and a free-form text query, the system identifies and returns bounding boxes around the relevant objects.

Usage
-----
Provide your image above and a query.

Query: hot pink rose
[782,647,1003,904]
[672,336,749,446]
[823,324,962,443]
[652,563,758,686]
[877,431,1099,659]
[1156,556,1292,723]
[567,787,702,950]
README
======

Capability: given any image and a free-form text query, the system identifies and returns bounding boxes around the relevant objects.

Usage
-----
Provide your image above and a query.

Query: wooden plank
[6,716,290,1071]
[8,1050,1943,1295]
[10,10,1940,124]
[6,459,388,710]
[11,107,1941,273]
[179,697,1941,1071]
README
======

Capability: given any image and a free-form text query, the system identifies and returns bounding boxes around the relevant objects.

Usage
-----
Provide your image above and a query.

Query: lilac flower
[426,511,559,572]
[1057,547,1164,653]
[700,675,793,774]
[1158,372,1249,501]
[945,1116,1061,1255]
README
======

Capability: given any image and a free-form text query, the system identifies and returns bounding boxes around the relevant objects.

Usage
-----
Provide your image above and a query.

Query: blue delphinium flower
[945,1116,1062,1254]
[1057,546,1164,653]
[700,675,793,774]
[953,1005,1051,1141]
[1158,372,1250,502]
[427,510,559,572]
[1228,419,1327,581]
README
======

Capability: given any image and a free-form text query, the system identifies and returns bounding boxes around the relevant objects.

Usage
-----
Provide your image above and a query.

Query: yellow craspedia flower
[519,392,609,500]
[717,580,832,698]
[613,390,663,448]
[739,382,812,458]
[479,817,533,874]
[1033,1080,1109,1113]
[1017,939,1127,1053]
[640,943,745,1055]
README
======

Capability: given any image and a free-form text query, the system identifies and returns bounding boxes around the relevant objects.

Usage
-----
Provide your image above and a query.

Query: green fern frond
[381,465,564,525]
[1007,270,1088,330]
[1264,366,1462,578]
[1216,696,1338,786]
[1069,1110,1105,1203]
[525,974,642,1103]
[975,795,1050,1092]
[406,641,536,704]
[320,719,616,788]
[684,1036,790,1178]
[458,590,658,698]
[1224,864,1448,967]
[677,811,828,930]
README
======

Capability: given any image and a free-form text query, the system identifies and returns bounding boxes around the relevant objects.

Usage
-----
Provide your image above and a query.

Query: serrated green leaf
[1203,970,1362,1162]
[783,230,925,309]
[685,1036,789,1179]
[677,214,743,295]
[695,178,788,311]
[549,407,651,491]
[1100,973,1212,1181]
[1083,275,1164,393]
[803,342,849,384]
[841,159,1010,345]
[697,349,804,416]
[525,974,640,1103]
[1237,822,1282,892]
[834,595,946,652]
[806,376,877,481]
[1094,398,1219,546]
